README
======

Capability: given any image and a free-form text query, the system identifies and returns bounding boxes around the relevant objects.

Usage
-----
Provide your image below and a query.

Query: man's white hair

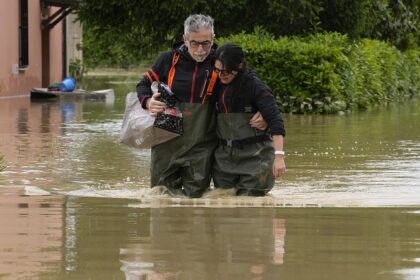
[184,14,214,36]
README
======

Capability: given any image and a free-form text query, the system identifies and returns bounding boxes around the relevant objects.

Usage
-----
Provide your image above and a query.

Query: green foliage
[72,1,419,114]
[344,39,418,110]
[74,0,419,67]
[369,0,419,50]
[404,49,420,93]
[319,0,419,50]
[247,0,324,36]
[75,1,167,67]
[218,30,419,114]
[319,0,379,38]
[69,58,87,82]
[218,31,349,113]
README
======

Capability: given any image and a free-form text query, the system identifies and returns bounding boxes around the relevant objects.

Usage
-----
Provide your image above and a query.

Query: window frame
[19,0,29,68]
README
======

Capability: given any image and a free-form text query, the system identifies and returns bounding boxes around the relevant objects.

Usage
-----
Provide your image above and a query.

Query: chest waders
[151,103,217,198]
[212,113,275,196]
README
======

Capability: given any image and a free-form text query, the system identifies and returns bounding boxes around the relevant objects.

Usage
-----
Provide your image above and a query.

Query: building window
[19,0,29,68]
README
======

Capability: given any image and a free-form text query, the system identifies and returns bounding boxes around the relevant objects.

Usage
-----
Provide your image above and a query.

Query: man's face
[184,30,214,62]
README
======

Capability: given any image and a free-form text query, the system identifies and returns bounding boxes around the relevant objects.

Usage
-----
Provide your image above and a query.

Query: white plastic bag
[120,92,179,149]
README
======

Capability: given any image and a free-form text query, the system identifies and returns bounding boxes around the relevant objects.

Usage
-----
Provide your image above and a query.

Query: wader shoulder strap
[168,52,180,89]
[145,69,160,84]
[207,71,218,96]
[144,52,179,87]
[201,71,218,104]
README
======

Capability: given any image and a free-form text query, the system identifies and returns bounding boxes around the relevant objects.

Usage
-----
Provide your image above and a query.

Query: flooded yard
[0,75,419,279]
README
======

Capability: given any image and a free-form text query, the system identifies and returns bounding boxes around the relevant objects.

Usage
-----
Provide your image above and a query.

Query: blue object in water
[59,77,76,92]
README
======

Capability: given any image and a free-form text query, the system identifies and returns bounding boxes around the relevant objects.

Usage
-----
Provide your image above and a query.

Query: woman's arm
[272,135,286,178]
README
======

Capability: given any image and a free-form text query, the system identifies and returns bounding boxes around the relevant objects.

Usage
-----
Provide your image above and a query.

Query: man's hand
[147,92,166,117]
[249,111,268,130]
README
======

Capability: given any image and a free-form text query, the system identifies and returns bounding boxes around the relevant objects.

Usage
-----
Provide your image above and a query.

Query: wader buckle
[226,139,233,147]
[220,134,271,149]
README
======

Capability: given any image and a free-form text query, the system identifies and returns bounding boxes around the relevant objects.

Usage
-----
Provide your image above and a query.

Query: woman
[212,43,286,196]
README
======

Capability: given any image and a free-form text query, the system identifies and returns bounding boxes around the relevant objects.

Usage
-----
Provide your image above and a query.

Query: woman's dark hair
[215,43,246,73]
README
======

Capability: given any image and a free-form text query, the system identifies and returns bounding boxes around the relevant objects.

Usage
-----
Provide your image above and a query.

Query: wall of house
[66,13,83,70]
[49,8,64,85]
[0,1,64,98]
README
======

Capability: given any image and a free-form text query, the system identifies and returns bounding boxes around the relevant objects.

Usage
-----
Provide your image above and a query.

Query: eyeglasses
[214,67,234,76]
[187,40,212,49]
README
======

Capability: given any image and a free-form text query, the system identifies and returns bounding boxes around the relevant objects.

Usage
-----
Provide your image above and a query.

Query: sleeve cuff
[140,96,150,109]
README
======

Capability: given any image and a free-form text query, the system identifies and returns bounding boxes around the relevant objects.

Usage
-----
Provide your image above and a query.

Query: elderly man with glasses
[136,14,265,198]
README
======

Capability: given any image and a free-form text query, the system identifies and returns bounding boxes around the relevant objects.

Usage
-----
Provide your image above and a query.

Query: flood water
[0,75,419,279]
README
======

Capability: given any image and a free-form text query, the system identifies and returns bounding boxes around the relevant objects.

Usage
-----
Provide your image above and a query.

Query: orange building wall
[49,8,64,85]
[0,1,64,98]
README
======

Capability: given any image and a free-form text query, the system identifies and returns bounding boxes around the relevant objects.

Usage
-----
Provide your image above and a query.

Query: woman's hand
[249,111,268,130]
[272,156,286,178]
[146,92,166,117]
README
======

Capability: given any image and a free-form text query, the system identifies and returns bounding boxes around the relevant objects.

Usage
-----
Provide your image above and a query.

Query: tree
[73,0,419,67]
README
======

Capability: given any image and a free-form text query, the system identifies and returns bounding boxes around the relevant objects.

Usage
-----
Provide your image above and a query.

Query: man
[137,14,265,198]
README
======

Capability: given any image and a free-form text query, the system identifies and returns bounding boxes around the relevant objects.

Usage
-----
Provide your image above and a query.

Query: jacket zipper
[189,63,198,103]
[199,70,209,99]
[221,86,229,113]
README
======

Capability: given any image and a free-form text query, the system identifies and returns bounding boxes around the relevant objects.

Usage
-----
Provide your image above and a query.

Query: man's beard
[192,51,208,62]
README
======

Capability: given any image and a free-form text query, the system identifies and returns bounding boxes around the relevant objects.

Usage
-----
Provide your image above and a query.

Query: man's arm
[249,111,268,130]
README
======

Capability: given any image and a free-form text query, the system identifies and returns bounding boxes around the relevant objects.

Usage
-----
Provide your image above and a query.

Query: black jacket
[136,42,218,107]
[216,68,286,136]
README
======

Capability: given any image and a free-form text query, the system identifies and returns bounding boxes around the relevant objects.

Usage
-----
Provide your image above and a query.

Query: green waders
[151,103,217,198]
[213,113,275,196]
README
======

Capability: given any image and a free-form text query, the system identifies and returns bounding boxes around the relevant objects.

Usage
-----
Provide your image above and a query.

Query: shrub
[217,30,419,113]
[345,39,419,110]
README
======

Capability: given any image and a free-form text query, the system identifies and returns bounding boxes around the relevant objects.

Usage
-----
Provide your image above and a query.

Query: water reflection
[0,188,419,280]
[0,188,64,279]
[119,208,286,279]
[17,107,29,134]
[1,76,420,279]
[61,102,77,123]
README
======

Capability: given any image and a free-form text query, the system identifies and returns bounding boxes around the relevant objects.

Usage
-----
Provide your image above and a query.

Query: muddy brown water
[1,76,419,279]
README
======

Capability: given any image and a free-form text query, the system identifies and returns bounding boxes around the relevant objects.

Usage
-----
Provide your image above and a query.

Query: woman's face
[214,60,238,84]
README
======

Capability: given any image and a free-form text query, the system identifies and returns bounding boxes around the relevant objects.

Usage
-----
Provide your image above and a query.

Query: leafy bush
[404,49,420,94]
[369,0,419,50]
[218,31,350,113]
[345,40,419,110]
[69,58,87,82]
[217,30,419,113]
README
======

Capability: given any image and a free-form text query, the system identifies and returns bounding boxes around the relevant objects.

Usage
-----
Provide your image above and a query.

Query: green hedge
[217,30,419,113]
